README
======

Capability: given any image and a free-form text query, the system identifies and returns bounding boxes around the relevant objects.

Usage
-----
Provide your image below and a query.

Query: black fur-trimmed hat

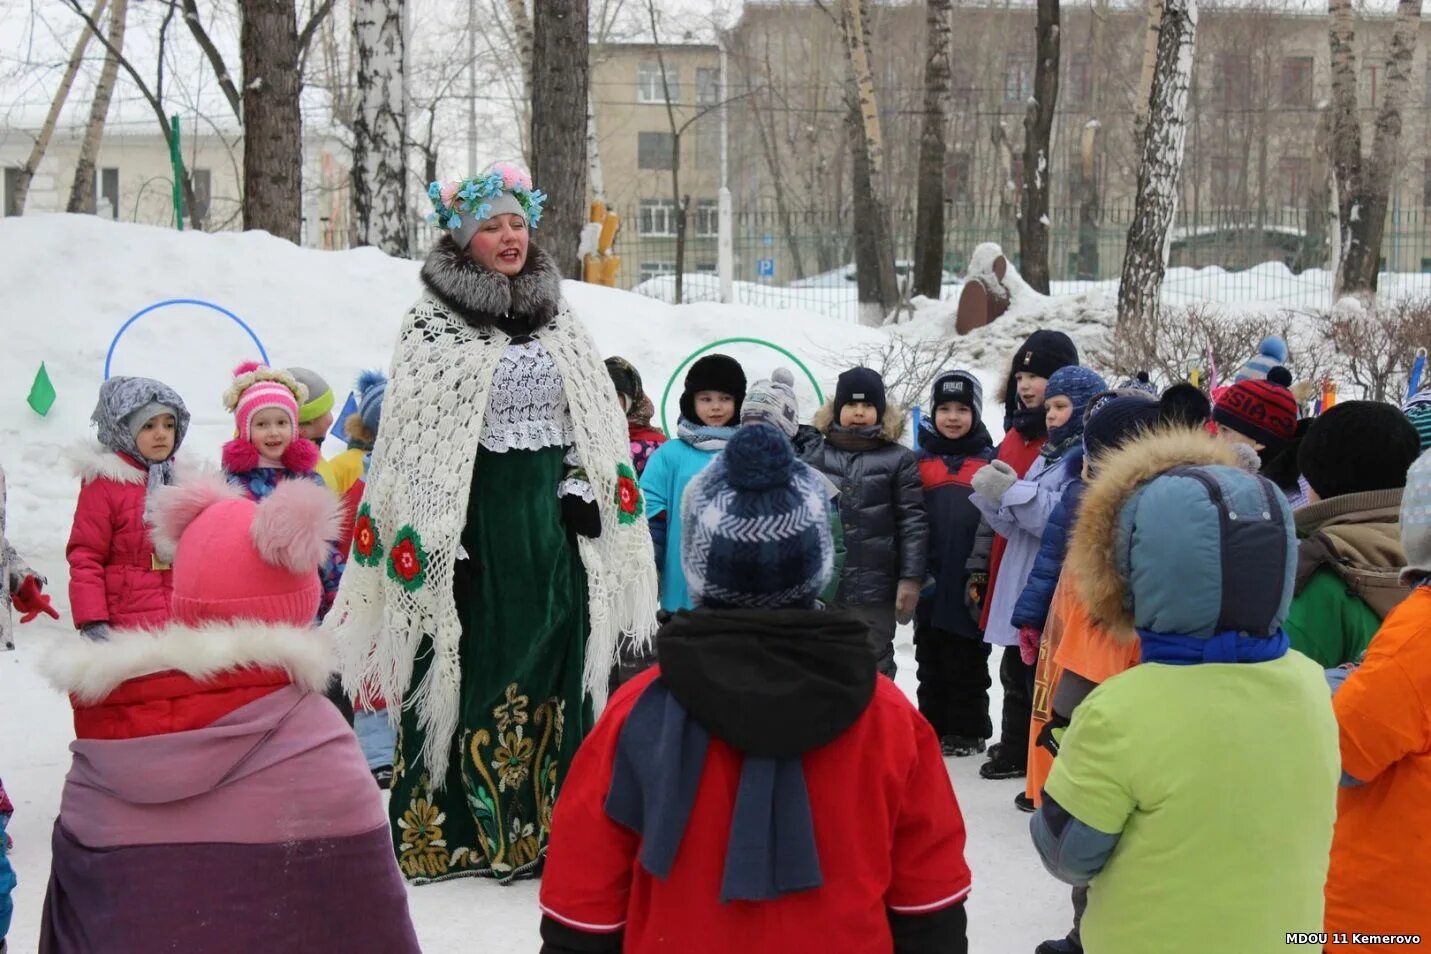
[680,354,746,424]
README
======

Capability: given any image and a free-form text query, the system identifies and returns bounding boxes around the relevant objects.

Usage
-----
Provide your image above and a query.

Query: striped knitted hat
[223,362,307,443]
[1403,390,1431,452]
[1213,375,1298,448]
[681,424,833,609]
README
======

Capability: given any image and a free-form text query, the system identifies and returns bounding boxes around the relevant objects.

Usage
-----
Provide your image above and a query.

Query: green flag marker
[27,362,56,416]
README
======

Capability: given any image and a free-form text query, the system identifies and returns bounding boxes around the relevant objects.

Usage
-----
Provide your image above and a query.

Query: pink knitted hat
[223,362,307,443]
[149,473,341,626]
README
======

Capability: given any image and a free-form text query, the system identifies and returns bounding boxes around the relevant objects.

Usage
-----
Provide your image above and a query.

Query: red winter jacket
[541,635,972,954]
[66,445,174,631]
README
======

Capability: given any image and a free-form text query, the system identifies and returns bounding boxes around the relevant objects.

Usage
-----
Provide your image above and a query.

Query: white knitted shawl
[328,291,658,781]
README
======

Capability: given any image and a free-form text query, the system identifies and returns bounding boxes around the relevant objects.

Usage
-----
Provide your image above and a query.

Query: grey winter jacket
[803,401,928,605]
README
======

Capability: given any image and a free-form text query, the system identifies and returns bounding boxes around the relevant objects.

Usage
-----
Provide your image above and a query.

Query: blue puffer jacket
[1012,449,1086,632]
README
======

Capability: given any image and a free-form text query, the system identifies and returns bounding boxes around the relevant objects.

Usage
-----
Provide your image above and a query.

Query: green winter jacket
[1285,489,1410,668]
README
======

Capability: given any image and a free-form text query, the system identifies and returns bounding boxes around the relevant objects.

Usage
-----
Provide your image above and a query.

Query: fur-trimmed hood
[41,622,336,703]
[1069,427,1246,640]
[419,234,563,333]
[70,441,148,484]
[812,398,907,443]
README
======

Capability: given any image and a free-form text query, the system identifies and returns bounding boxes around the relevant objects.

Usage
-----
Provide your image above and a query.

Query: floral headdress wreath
[425,162,546,231]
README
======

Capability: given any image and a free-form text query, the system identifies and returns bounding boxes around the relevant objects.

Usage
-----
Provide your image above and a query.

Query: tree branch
[298,0,336,56]
[63,0,170,142]
[181,0,242,122]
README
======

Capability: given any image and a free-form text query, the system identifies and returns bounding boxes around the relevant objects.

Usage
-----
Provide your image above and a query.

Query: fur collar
[419,234,563,334]
[1069,427,1240,639]
[221,436,320,475]
[41,622,336,703]
[70,441,148,484]
[811,398,907,443]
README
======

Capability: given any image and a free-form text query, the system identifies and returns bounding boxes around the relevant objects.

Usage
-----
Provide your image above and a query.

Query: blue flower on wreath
[427,181,442,201]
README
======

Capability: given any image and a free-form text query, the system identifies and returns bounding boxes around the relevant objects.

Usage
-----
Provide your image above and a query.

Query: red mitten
[1018,625,1041,666]
[13,574,59,623]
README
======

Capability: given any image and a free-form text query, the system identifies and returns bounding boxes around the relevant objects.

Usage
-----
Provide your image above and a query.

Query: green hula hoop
[660,336,826,437]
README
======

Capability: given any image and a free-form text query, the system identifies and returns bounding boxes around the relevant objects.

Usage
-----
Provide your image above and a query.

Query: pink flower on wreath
[439,181,461,208]
[491,161,532,192]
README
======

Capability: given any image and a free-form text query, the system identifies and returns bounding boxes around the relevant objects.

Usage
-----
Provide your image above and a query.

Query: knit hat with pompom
[681,424,833,609]
[741,367,801,439]
[148,472,342,626]
[221,362,320,473]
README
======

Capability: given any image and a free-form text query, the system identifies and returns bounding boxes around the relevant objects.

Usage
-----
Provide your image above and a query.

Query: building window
[639,261,675,283]
[638,131,675,170]
[693,199,718,237]
[1217,54,1251,110]
[1278,157,1309,208]
[191,168,212,227]
[638,198,678,236]
[3,167,20,216]
[1065,54,1092,107]
[99,166,119,219]
[696,67,720,105]
[1280,56,1313,107]
[946,151,972,203]
[1004,55,1032,103]
[638,60,679,104]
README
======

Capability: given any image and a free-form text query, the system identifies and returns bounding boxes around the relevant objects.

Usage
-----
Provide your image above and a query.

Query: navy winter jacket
[1011,450,1085,632]
[914,425,995,638]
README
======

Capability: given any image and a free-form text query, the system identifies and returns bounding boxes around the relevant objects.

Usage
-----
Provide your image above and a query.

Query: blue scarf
[1137,628,1290,665]
[604,679,822,902]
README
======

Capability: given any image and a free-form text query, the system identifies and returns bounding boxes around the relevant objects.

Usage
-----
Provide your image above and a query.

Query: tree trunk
[68,0,128,215]
[1076,120,1101,278]
[241,0,304,243]
[15,0,107,213]
[1116,0,1197,330]
[1019,0,1060,293]
[1134,0,1165,146]
[508,0,535,162]
[530,0,588,276]
[587,86,606,204]
[840,0,900,324]
[912,0,951,300]
[1334,0,1422,298]
[352,0,408,256]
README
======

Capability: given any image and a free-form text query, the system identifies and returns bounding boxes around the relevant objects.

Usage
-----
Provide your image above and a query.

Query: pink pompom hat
[149,472,341,626]
[220,361,320,473]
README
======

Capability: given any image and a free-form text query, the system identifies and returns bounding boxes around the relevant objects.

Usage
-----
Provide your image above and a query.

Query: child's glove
[895,579,920,625]
[1018,625,1041,665]
[971,459,1018,501]
[80,622,111,642]
[12,574,58,623]
[965,572,988,613]
[1037,710,1071,757]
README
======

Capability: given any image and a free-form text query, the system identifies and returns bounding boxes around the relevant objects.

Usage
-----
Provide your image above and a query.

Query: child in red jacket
[540,425,972,954]
[67,376,190,640]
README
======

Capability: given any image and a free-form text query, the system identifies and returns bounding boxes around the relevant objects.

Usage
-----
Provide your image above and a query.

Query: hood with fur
[419,234,563,334]
[812,398,907,444]
[1069,427,1247,640]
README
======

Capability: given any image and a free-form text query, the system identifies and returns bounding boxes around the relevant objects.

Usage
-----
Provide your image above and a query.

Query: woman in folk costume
[328,162,659,885]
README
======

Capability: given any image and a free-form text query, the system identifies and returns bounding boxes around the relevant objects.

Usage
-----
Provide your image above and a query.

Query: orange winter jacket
[1324,587,1431,950]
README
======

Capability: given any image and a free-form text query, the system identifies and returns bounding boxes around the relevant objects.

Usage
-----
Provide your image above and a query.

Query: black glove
[561,493,602,540]
[1037,710,1071,758]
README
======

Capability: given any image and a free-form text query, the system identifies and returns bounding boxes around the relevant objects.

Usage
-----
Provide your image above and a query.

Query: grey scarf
[92,376,191,497]
[676,418,737,452]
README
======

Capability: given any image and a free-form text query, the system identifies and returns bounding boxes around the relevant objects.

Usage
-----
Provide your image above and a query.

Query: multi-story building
[590,41,725,288]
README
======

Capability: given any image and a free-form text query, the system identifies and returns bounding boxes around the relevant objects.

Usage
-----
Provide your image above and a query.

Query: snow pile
[0,214,1071,952]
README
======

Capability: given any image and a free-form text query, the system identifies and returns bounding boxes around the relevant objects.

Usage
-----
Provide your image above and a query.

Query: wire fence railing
[616,203,1431,322]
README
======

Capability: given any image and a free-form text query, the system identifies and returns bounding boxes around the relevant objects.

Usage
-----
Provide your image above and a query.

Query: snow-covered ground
[0,214,1072,952]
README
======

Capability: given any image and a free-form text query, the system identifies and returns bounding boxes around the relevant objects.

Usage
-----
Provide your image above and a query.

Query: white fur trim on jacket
[69,441,147,485]
[40,622,337,703]
[326,295,660,785]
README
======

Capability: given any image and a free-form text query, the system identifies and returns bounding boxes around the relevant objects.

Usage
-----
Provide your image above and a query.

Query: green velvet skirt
[389,444,592,885]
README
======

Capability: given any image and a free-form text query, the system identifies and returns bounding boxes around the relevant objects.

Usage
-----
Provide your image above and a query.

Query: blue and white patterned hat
[681,424,833,609]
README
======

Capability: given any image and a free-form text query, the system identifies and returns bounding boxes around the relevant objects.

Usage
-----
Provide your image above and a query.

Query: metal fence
[614,203,1431,322]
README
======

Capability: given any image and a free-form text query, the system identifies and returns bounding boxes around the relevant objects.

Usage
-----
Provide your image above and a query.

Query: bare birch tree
[352,0,408,255]
[1329,0,1423,300]
[1116,0,1197,329]
[1018,0,1060,293]
[912,0,951,300]
[68,0,128,214]
[12,0,107,214]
